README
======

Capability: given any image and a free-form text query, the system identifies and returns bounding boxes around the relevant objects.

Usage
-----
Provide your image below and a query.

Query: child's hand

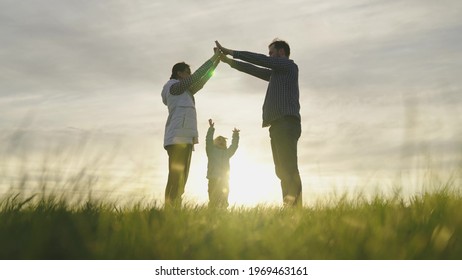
[209,119,214,128]
[233,128,240,133]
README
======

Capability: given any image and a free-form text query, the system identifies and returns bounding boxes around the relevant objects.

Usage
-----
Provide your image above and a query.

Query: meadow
[1,179,461,260]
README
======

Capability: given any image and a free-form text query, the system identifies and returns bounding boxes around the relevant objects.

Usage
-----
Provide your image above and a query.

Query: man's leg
[165,144,192,207]
[269,118,302,206]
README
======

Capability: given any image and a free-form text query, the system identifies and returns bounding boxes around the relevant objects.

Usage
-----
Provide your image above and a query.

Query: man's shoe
[283,195,296,207]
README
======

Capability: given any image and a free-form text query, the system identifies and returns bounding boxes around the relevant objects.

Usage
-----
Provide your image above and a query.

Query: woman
[161,48,221,207]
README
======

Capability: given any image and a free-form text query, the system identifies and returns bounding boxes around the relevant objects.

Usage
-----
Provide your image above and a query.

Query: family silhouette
[161,39,302,208]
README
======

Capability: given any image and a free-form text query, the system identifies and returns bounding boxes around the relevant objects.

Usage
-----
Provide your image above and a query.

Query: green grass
[1,185,461,260]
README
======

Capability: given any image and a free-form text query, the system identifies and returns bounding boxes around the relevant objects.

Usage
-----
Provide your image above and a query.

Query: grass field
[1,180,461,260]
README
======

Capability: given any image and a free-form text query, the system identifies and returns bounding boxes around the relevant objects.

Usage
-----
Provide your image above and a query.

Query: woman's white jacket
[161,79,198,148]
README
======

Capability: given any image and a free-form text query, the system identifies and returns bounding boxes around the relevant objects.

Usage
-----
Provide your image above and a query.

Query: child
[206,119,240,208]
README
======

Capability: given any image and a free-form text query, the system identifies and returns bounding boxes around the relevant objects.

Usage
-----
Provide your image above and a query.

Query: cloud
[1,0,461,199]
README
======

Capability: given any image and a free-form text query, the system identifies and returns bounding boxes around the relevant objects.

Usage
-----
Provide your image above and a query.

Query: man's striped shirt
[231,51,301,127]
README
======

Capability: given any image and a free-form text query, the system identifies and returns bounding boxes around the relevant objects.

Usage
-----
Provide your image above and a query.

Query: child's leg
[219,180,230,208]
[208,178,220,207]
[208,178,229,208]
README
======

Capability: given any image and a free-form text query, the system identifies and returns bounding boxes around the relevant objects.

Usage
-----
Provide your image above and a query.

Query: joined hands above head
[215,41,235,65]
[212,46,230,65]
[215,41,234,56]
[212,47,222,62]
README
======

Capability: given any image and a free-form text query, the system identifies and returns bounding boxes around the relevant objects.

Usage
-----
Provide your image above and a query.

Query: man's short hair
[269,39,290,57]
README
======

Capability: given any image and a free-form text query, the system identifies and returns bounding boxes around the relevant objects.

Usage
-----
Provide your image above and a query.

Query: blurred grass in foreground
[1,180,461,260]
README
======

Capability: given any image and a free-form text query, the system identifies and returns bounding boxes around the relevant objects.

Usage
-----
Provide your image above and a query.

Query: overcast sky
[1,0,461,205]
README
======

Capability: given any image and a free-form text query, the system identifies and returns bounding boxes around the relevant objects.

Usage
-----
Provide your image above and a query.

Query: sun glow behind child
[227,149,281,207]
[186,145,281,207]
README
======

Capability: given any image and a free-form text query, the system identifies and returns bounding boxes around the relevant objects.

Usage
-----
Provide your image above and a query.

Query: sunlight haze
[1,0,461,206]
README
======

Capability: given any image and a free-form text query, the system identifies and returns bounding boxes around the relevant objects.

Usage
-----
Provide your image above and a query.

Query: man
[216,39,302,207]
